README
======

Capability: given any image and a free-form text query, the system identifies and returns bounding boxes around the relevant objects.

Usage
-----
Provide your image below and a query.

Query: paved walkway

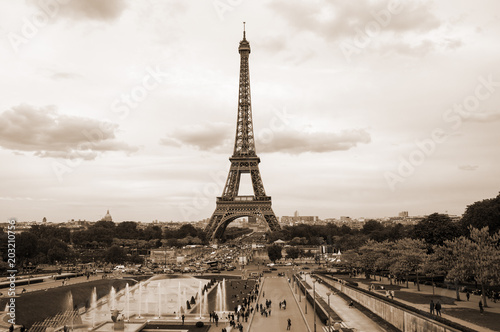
[250,276,311,332]
[301,274,385,332]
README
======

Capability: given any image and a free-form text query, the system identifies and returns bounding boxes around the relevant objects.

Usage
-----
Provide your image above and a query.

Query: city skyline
[1,1,499,223]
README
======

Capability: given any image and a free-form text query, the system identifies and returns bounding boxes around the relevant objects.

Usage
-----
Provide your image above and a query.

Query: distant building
[101,210,113,222]
[399,211,409,218]
[281,215,318,224]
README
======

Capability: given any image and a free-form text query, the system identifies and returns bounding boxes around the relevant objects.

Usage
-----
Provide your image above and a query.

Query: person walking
[287,318,292,330]
[466,290,470,301]
[430,300,435,315]
[479,300,484,313]
[181,314,185,325]
[435,301,442,316]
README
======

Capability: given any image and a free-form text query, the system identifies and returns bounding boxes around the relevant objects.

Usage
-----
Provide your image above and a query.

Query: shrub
[196,321,204,328]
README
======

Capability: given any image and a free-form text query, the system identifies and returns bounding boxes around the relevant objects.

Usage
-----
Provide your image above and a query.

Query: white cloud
[160,122,232,151]
[458,165,478,171]
[29,0,128,22]
[0,104,138,160]
[258,128,371,154]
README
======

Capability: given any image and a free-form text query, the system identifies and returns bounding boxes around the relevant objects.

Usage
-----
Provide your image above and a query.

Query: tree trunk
[481,283,488,307]
[455,279,461,301]
[431,275,435,296]
[416,271,420,292]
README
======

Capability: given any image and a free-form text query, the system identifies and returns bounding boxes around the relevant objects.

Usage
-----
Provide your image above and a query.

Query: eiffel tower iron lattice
[205,26,281,242]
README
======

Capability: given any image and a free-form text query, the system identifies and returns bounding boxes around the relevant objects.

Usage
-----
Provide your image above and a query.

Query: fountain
[157,283,162,318]
[198,281,203,319]
[64,291,74,312]
[176,282,181,319]
[203,286,208,315]
[137,282,142,318]
[90,287,97,328]
[216,282,222,312]
[79,276,213,328]
[109,287,116,311]
[222,278,227,312]
[125,284,130,321]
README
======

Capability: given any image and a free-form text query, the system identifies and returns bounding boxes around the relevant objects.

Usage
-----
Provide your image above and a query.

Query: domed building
[101,209,113,222]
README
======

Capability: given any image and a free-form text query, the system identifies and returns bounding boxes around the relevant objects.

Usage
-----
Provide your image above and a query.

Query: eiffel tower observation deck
[205,24,281,242]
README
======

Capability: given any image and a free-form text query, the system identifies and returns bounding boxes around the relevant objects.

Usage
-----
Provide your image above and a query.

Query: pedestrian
[479,300,484,313]
[435,301,442,316]
[181,314,185,325]
[390,290,395,300]
[430,300,435,315]
[9,324,14,332]
[287,318,292,330]
[466,290,470,301]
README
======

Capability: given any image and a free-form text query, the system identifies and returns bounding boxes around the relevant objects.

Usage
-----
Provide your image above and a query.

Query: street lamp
[326,292,331,331]
[313,280,317,332]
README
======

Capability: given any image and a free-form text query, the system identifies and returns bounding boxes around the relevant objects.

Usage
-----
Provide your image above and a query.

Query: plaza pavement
[249,276,312,332]
[300,274,386,332]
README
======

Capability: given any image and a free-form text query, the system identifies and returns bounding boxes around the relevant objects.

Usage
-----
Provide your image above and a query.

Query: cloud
[464,111,500,122]
[0,104,138,160]
[269,0,445,56]
[269,0,441,39]
[257,128,371,154]
[160,122,232,151]
[50,71,82,80]
[458,165,478,171]
[30,0,128,21]
[160,122,371,155]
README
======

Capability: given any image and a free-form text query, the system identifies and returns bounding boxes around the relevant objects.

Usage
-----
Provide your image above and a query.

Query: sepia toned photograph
[0,1,499,331]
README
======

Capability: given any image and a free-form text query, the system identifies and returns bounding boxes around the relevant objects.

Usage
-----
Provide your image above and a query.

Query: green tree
[446,227,500,307]
[389,238,427,291]
[340,250,361,274]
[357,240,394,280]
[414,213,460,247]
[461,193,500,235]
[423,245,456,298]
[16,232,38,264]
[105,245,126,264]
[285,247,301,261]
[267,244,282,262]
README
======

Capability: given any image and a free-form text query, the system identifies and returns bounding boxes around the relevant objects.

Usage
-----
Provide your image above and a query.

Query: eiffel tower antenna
[205,26,281,242]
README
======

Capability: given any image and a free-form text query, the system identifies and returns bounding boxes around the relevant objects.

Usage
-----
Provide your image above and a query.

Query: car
[263,269,272,273]
[278,272,285,276]
[270,267,277,271]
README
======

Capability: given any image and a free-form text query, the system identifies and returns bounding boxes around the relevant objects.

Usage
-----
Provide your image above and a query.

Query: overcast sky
[1,0,499,223]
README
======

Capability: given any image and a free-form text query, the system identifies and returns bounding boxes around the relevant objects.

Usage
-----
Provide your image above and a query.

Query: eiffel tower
[205,25,281,242]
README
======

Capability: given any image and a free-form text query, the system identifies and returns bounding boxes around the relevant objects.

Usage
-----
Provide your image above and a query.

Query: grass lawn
[386,291,456,306]
[444,308,500,332]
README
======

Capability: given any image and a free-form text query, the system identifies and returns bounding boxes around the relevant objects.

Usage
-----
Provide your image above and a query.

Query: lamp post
[326,292,331,331]
[313,280,317,332]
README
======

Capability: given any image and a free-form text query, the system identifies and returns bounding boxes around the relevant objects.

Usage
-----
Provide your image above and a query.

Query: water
[80,276,216,326]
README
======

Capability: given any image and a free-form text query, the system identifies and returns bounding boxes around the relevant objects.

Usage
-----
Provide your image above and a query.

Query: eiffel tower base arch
[205,199,280,243]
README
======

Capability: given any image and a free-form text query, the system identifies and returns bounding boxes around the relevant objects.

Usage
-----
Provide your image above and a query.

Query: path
[250,276,311,332]
[301,274,386,332]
